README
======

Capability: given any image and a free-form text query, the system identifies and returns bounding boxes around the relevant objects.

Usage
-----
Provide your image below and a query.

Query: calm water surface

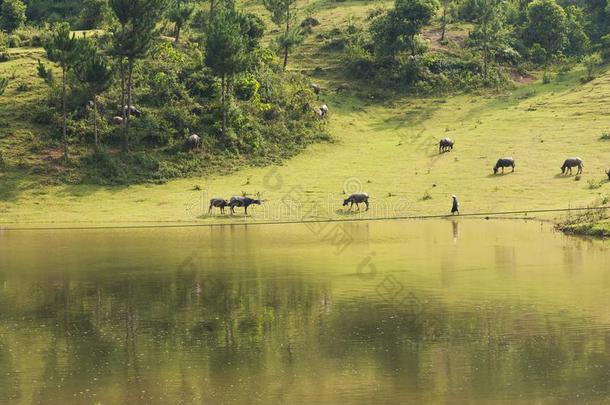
[0,219,609,404]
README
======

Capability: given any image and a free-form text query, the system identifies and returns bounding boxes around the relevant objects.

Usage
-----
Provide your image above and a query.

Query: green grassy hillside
[1,1,610,231]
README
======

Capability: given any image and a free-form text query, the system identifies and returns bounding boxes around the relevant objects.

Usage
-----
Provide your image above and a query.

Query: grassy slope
[1,1,610,228]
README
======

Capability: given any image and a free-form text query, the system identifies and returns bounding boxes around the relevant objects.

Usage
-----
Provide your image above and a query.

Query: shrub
[588,179,603,189]
[542,71,552,84]
[300,17,320,33]
[0,0,27,33]
[37,60,54,84]
[85,149,127,184]
[582,52,602,81]
[528,43,548,65]
[0,32,6,52]
[235,74,260,101]
[7,34,20,48]
[16,82,30,92]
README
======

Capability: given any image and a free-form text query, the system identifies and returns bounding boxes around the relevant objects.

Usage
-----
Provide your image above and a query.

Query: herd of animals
[438,137,589,175]
[111,84,608,216]
[208,135,608,216]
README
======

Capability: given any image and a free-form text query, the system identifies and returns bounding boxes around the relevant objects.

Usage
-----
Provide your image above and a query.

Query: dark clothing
[451,198,459,214]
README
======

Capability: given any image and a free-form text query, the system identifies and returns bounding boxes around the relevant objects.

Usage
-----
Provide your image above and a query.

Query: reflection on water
[0,220,609,404]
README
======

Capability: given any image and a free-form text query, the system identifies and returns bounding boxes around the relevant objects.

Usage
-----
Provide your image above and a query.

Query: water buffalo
[186,134,201,151]
[123,105,142,117]
[439,138,454,153]
[311,83,321,98]
[343,192,369,211]
[229,196,261,215]
[209,198,229,214]
[561,157,583,175]
[318,104,329,118]
[493,157,515,174]
[336,83,349,93]
[112,116,123,125]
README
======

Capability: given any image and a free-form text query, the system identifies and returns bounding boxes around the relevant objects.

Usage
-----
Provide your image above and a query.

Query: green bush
[85,149,127,184]
[7,34,20,48]
[235,75,260,101]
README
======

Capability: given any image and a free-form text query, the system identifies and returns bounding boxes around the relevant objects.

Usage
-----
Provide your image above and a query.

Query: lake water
[0,219,609,404]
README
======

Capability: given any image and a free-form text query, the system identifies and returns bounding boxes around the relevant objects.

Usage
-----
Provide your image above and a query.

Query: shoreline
[0,208,594,232]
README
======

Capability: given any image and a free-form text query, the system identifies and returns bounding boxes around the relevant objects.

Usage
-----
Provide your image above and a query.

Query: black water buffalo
[561,157,583,175]
[123,105,142,117]
[229,196,261,215]
[209,198,229,214]
[493,157,515,174]
[343,192,369,211]
[439,138,454,153]
[186,134,201,151]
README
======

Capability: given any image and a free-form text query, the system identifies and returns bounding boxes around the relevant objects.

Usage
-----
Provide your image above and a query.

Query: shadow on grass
[486,171,515,178]
[0,171,21,202]
[334,208,368,216]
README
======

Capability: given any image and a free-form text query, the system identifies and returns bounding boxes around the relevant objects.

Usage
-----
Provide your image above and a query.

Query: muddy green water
[0,219,609,404]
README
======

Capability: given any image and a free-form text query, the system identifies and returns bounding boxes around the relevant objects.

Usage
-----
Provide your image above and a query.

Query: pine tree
[263,0,301,70]
[205,8,248,138]
[167,0,194,43]
[75,42,113,149]
[110,0,166,151]
[44,22,79,161]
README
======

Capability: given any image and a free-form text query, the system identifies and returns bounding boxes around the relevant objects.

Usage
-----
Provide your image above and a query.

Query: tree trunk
[282,5,290,70]
[483,45,489,79]
[482,19,489,79]
[283,45,289,70]
[175,23,181,43]
[124,59,134,152]
[62,67,68,161]
[119,58,127,150]
[93,94,98,149]
[440,6,447,41]
[209,0,216,22]
[410,35,416,57]
[221,74,227,137]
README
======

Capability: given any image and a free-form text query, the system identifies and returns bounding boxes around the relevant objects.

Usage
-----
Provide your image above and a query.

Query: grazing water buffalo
[493,157,515,174]
[439,138,454,153]
[318,104,329,118]
[112,116,123,125]
[561,157,583,175]
[311,83,321,98]
[123,105,142,117]
[209,198,229,214]
[229,196,261,215]
[343,193,369,211]
[186,134,201,151]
